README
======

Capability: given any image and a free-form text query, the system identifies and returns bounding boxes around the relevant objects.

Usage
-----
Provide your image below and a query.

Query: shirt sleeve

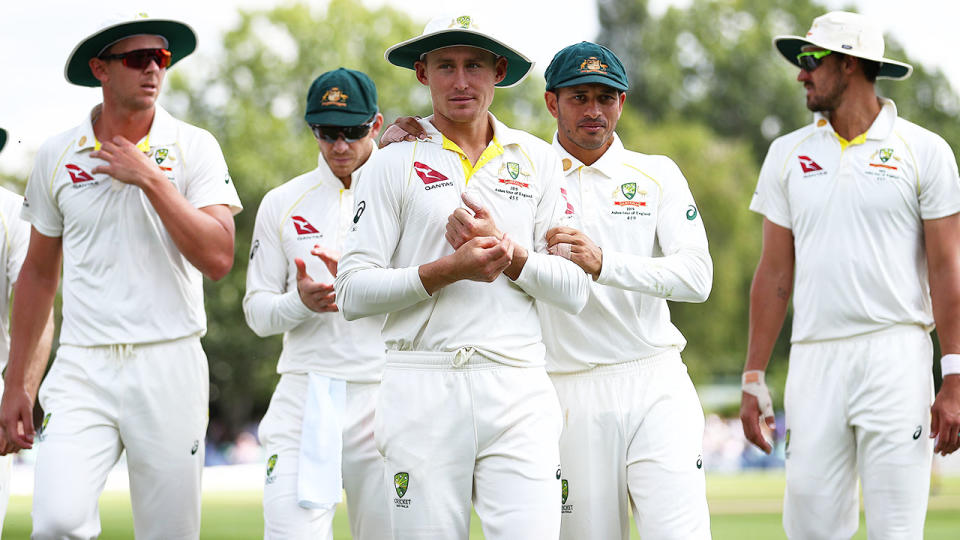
[596,157,713,302]
[335,152,431,321]
[917,132,960,220]
[183,129,243,215]
[749,138,792,229]
[511,149,590,314]
[242,191,316,337]
[21,143,64,238]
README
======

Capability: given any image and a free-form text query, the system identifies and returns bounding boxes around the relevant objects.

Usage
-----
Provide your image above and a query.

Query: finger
[930,408,940,441]
[397,116,427,139]
[471,236,500,249]
[12,411,33,449]
[294,258,309,282]
[550,242,573,260]
[461,191,486,215]
[451,208,474,226]
[445,229,459,249]
[546,226,576,239]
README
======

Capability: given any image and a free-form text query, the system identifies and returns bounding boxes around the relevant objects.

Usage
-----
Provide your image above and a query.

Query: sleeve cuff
[596,249,622,286]
[279,289,315,320]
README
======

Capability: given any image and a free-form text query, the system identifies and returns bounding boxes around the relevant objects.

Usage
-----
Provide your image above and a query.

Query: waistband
[791,323,929,348]
[547,348,682,379]
[60,332,203,356]
[386,348,533,370]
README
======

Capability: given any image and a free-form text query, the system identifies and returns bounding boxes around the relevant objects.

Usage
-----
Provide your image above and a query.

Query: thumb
[462,191,486,216]
[294,258,310,281]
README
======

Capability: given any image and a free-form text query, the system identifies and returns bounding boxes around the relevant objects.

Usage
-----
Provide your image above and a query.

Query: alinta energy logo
[414,162,453,191]
[394,472,411,508]
[292,216,321,236]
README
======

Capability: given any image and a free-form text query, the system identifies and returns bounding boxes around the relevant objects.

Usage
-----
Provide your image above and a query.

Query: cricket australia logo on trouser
[394,472,411,508]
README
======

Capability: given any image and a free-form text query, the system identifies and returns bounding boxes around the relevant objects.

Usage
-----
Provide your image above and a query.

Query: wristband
[742,370,775,420]
[942,354,960,376]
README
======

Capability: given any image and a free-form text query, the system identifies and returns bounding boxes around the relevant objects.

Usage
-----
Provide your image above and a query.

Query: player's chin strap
[742,370,775,424]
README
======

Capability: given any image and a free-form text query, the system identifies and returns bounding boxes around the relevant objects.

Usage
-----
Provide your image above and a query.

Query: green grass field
[4,472,959,538]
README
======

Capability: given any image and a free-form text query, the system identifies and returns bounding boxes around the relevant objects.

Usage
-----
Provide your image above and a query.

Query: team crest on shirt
[611,182,649,219]
[496,162,533,200]
[154,148,169,165]
[865,148,901,181]
[394,472,411,508]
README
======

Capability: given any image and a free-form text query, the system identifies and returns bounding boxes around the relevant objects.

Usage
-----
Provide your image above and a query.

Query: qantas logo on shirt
[292,216,320,235]
[65,163,95,184]
[797,155,823,174]
[414,161,454,191]
[560,187,575,215]
[413,162,448,184]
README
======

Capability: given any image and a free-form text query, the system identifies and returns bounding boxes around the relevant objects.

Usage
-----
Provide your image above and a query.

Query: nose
[453,67,469,90]
[797,68,811,82]
[332,137,350,152]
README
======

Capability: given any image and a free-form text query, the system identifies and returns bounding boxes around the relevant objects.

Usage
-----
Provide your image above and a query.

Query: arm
[739,218,794,454]
[0,229,62,450]
[91,137,235,280]
[925,213,960,455]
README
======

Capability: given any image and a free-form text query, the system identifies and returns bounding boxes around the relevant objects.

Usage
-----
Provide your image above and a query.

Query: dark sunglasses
[310,119,375,143]
[99,48,172,70]
[796,50,832,72]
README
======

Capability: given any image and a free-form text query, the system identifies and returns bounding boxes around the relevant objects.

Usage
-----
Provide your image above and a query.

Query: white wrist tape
[941,354,960,376]
[742,370,775,419]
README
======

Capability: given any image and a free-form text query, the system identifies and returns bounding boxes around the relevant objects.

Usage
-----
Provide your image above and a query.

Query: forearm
[7,271,59,394]
[242,290,316,337]
[335,266,429,321]
[513,251,590,314]
[928,256,960,356]
[744,263,792,372]
[597,247,712,302]
[140,174,235,280]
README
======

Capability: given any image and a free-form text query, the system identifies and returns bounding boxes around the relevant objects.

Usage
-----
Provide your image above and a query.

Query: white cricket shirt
[243,148,386,382]
[0,187,29,371]
[750,99,960,342]
[335,115,590,367]
[539,134,712,373]
[22,105,243,346]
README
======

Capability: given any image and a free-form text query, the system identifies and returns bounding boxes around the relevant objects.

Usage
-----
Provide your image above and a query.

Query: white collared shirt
[243,147,385,381]
[539,134,712,373]
[751,98,960,342]
[22,104,243,346]
[0,187,29,370]
[335,114,590,367]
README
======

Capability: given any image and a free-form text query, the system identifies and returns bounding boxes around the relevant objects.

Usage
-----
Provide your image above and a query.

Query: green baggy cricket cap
[385,14,533,88]
[0,128,6,153]
[545,41,629,92]
[304,68,379,126]
[65,13,197,87]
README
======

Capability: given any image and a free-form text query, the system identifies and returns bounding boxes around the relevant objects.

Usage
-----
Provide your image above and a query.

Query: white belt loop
[452,347,476,368]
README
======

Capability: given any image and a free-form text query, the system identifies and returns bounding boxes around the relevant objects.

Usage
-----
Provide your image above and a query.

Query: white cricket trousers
[31,336,208,540]
[258,374,390,540]
[783,325,934,540]
[376,350,563,540]
[0,378,10,532]
[550,350,711,540]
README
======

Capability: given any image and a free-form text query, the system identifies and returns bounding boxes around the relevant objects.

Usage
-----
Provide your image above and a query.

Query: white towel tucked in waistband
[297,373,346,509]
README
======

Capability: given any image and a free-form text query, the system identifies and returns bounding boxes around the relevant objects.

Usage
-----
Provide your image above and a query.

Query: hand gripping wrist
[742,370,775,420]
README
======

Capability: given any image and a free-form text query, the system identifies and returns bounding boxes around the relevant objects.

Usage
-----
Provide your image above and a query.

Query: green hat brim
[304,110,376,127]
[550,73,628,92]
[0,128,6,153]
[65,19,197,87]
[773,36,911,80]
[385,30,533,88]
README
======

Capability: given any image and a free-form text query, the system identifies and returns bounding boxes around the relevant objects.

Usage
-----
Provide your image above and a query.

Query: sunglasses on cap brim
[796,49,833,72]
[98,48,172,70]
[310,118,376,143]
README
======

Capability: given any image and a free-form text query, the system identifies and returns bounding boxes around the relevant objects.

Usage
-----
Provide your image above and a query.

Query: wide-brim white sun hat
[65,13,197,87]
[774,11,912,80]
[385,14,534,88]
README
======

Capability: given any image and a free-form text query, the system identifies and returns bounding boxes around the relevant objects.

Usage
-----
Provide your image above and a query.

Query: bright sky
[1,0,957,176]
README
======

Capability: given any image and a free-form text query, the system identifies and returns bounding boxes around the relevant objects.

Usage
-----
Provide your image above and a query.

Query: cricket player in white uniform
[539,42,713,540]
[0,128,55,533]
[243,68,390,540]
[336,14,590,540]
[0,15,242,539]
[740,11,960,539]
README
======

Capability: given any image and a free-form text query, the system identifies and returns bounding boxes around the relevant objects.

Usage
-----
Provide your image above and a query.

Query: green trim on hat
[545,41,629,92]
[0,128,6,154]
[65,18,197,87]
[774,36,911,80]
[386,30,533,88]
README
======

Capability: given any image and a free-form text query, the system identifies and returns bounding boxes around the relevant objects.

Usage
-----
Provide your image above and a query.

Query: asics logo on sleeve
[413,162,449,184]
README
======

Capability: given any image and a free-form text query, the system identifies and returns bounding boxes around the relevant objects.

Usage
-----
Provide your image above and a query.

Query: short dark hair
[860,58,881,83]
